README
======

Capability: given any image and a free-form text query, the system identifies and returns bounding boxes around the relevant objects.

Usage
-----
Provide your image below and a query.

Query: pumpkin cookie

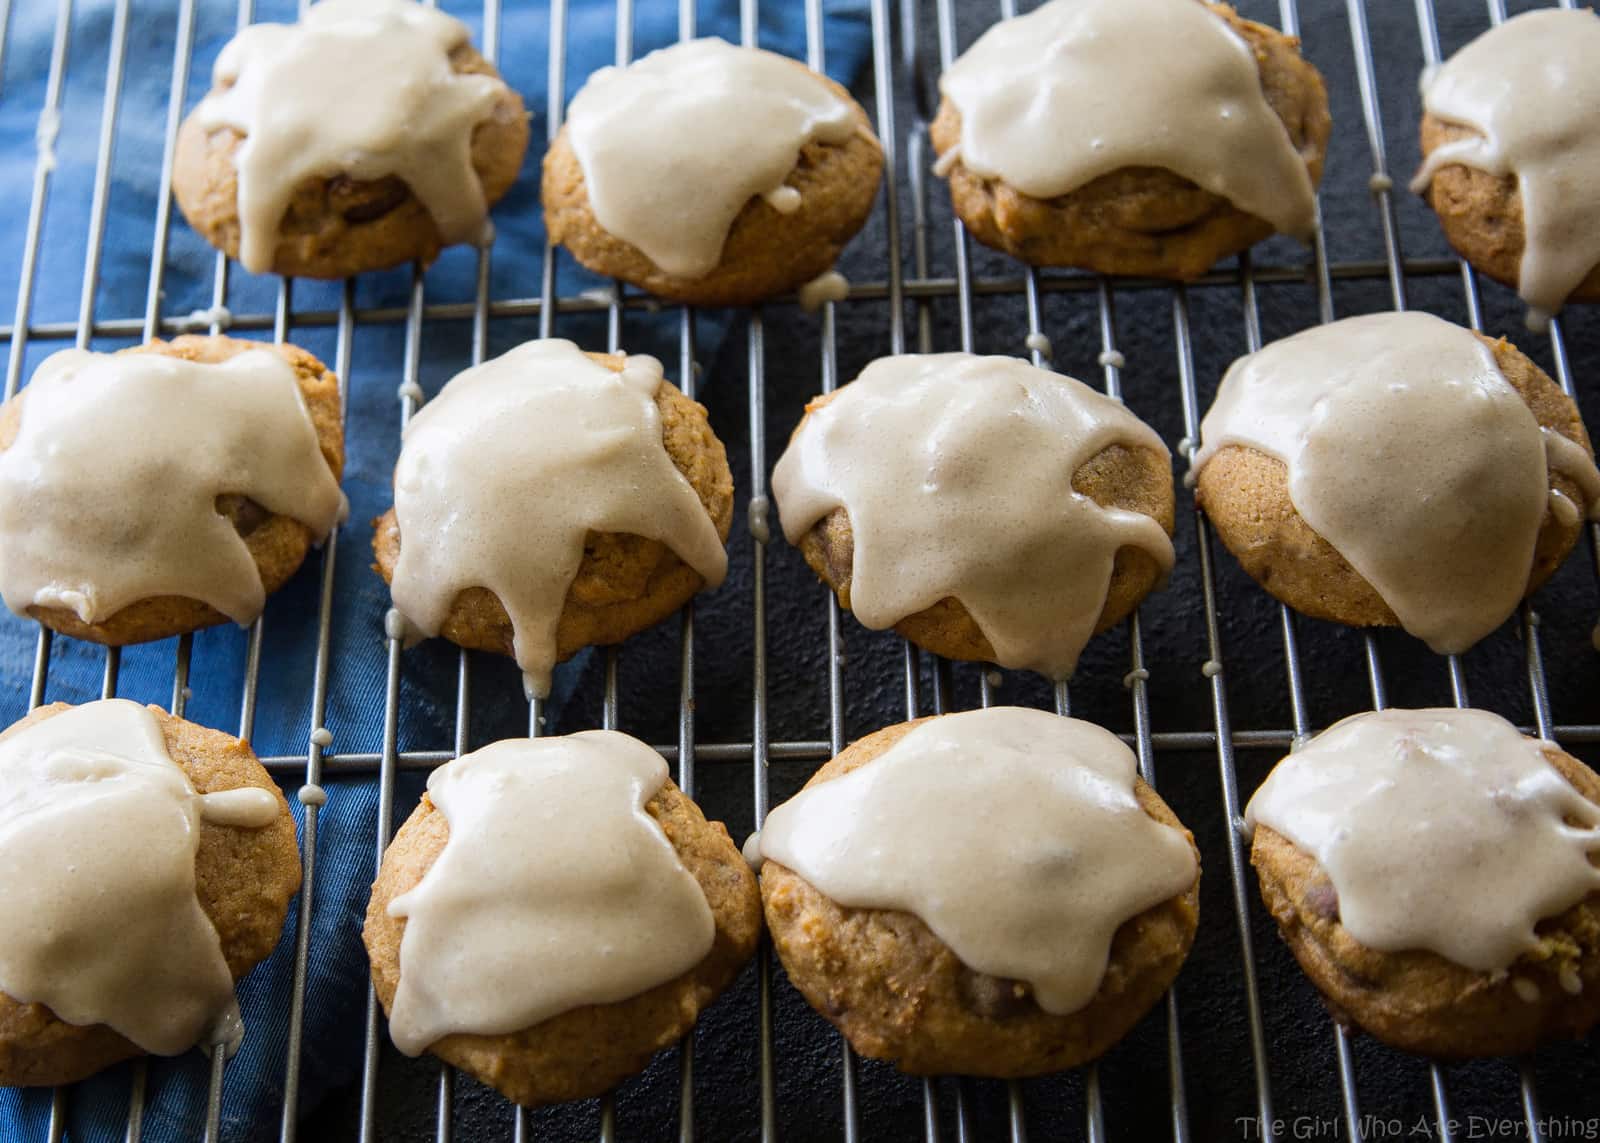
[0,700,300,1086]
[755,708,1200,1076]
[0,335,346,646]
[772,353,1174,682]
[1248,707,1600,1057]
[542,38,883,306]
[363,731,760,1105]
[372,339,732,697]
[174,0,528,279]
[930,0,1330,279]
[1411,9,1600,326]
[1195,312,1599,653]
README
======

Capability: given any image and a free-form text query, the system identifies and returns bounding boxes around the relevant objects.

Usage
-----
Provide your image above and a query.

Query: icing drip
[1543,428,1600,520]
[1411,9,1600,320]
[1195,312,1600,654]
[1246,707,1600,973]
[937,0,1317,240]
[0,348,344,627]
[758,707,1197,1015]
[0,700,281,1054]
[771,353,1174,680]
[797,270,850,312]
[388,339,727,697]
[565,39,864,278]
[386,732,715,1054]
[198,786,280,828]
[195,0,506,274]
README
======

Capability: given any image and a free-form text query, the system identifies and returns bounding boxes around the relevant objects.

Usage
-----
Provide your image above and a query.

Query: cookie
[1247,707,1600,1057]
[1195,312,1598,652]
[1411,9,1600,325]
[363,732,761,1105]
[173,0,528,279]
[772,353,1174,681]
[373,341,731,697]
[930,0,1330,279]
[0,700,300,1086]
[0,334,346,646]
[542,39,883,306]
[756,709,1200,1076]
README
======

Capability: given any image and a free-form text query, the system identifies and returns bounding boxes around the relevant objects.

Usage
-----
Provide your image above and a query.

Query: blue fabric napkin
[0,1,872,1138]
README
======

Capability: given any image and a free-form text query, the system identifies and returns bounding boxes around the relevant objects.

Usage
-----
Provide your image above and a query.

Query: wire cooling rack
[3,0,1600,1140]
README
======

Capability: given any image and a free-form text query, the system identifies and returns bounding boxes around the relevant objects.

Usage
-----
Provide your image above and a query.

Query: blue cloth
[0,2,871,1139]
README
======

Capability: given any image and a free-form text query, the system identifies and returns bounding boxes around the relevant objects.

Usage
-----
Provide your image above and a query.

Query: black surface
[314,1,1600,1140]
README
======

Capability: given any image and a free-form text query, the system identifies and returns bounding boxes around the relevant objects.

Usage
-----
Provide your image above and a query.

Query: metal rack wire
[2,0,1599,1140]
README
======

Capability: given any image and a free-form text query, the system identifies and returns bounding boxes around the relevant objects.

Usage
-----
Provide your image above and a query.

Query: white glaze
[1246,707,1600,973]
[386,732,714,1054]
[771,353,1174,680]
[0,348,344,627]
[937,0,1316,239]
[387,339,727,697]
[1411,9,1600,321]
[1195,312,1600,653]
[798,270,850,312]
[759,707,1197,1014]
[195,0,506,273]
[0,700,280,1054]
[565,39,864,278]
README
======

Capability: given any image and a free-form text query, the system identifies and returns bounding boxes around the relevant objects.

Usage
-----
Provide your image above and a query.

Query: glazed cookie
[1195,311,1600,653]
[0,699,300,1086]
[372,339,732,697]
[363,732,761,1105]
[1412,9,1600,327]
[930,0,1330,279]
[771,352,1174,682]
[0,335,346,646]
[755,707,1200,1076]
[1247,708,1600,1057]
[174,0,529,279]
[542,38,883,305]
